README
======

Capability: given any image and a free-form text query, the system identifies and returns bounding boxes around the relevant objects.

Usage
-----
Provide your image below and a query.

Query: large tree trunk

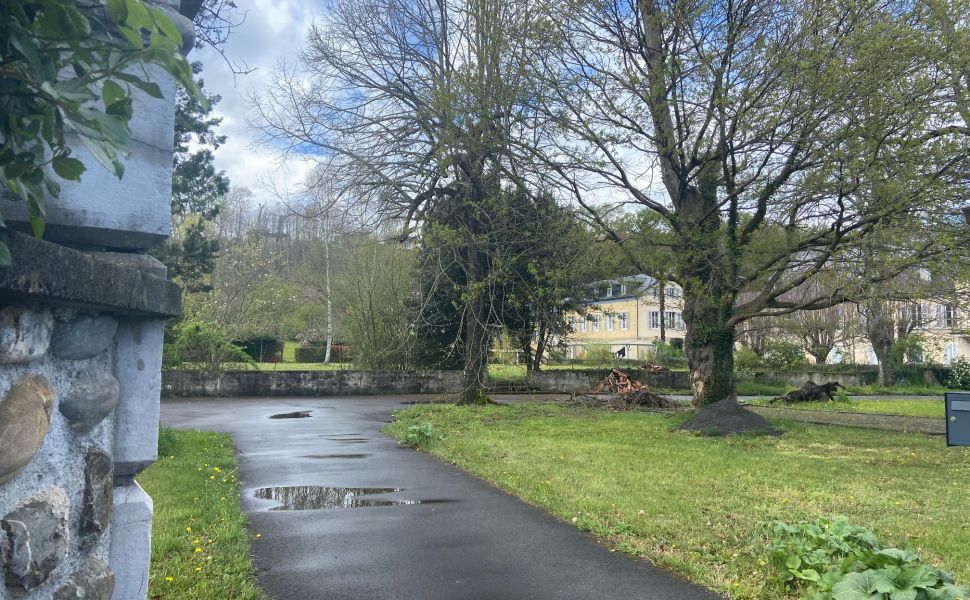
[866,307,895,387]
[460,288,489,404]
[683,294,737,406]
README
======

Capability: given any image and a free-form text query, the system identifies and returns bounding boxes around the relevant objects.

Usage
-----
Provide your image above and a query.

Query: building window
[665,311,685,330]
[619,311,629,331]
[580,316,587,333]
[606,314,614,332]
[569,316,576,332]
[592,314,601,332]
[649,311,660,329]
[604,285,612,297]
[939,303,956,328]
[620,283,627,295]
[666,286,681,298]
[651,287,659,299]
[943,344,958,365]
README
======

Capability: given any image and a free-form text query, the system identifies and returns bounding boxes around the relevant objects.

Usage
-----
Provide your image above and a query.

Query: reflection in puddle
[270,411,311,419]
[303,454,369,459]
[254,486,418,510]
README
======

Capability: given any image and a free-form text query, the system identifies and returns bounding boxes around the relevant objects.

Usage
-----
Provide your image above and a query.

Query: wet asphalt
[161,396,723,600]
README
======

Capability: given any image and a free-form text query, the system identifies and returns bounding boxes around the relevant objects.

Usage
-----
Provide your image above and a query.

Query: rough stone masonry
[0,2,193,598]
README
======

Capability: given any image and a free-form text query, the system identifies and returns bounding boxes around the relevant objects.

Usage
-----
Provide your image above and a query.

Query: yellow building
[564,275,686,360]
[832,300,970,365]
[566,276,970,366]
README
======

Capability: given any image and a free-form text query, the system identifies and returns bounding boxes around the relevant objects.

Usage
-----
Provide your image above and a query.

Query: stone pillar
[108,483,154,600]
[0,2,196,598]
[113,320,165,478]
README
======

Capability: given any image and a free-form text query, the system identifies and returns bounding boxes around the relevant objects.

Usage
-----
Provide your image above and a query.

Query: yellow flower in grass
[164,577,174,583]
[194,547,202,553]
[185,527,192,533]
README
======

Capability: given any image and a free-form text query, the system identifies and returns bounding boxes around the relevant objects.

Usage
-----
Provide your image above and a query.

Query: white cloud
[187,0,323,205]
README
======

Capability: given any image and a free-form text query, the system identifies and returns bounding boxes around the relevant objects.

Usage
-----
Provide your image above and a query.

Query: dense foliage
[0,0,199,262]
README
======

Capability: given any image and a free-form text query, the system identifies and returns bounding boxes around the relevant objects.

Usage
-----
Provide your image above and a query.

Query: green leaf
[124,0,152,31]
[102,80,127,108]
[51,155,85,181]
[148,5,183,45]
[832,571,884,600]
[79,136,125,179]
[0,242,10,267]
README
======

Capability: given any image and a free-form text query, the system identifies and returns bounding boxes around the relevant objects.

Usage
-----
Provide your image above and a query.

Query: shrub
[583,344,615,365]
[947,357,970,390]
[735,346,763,375]
[404,422,442,448]
[163,321,253,372]
[293,343,352,363]
[651,342,687,368]
[234,336,283,362]
[762,340,806,371]
[768,516,966,600]
[294,344,328,363]
[891,334,926,368]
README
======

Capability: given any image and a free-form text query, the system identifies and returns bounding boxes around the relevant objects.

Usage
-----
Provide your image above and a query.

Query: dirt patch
[679,398,780,436]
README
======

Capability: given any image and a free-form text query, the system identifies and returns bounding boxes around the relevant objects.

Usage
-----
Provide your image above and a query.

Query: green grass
[253,361,351,371]
[386,404,970,600]
[138,429,266,600]
[735,381,949,397]
[748,397,945,418]
[282,340,298,362]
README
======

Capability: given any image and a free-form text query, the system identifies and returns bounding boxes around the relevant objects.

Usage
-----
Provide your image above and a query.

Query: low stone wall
[162,369,464,397]
[163,368,691,397]
[766,371,874,388]
[525,369,691,392]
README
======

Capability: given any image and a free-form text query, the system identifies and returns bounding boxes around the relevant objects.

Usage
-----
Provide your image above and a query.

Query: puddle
[303,454,369,459]
[325,436,369,444]
[270,411,311,419]
[253,486,420,510]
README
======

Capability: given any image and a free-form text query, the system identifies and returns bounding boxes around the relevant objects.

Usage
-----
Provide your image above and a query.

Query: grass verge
[138,428,266,600]
[386,403,970,600]
[746,398,945,418]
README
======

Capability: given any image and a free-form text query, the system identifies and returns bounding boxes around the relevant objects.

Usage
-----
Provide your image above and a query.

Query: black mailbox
[945,392,970,446]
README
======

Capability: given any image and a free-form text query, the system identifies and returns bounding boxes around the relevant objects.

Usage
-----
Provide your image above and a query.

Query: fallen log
[770,380,843,404]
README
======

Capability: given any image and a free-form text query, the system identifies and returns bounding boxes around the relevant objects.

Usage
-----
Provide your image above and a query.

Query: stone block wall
[0,1,193,597]
[161,369,465,397]
[0,237,180,600]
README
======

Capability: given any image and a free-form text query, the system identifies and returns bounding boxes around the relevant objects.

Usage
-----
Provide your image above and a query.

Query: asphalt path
[161,396,723,600]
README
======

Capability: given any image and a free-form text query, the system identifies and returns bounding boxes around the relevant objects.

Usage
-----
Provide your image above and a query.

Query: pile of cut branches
[593,369,643,393]
[569,390,676,412]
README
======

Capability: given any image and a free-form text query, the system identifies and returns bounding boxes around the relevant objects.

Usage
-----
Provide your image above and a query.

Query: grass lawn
[386,403,970,600]
[138,429,266,600]
[253,361,352,371]
[747,397,945,419]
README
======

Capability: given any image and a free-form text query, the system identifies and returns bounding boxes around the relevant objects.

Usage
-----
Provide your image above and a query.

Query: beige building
[832,300,970,366]
[564,275,686,360]
[565,275,970,366]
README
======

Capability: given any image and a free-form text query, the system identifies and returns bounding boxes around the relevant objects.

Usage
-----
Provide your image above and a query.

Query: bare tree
[251,0,548,403]
[529,0,967,426]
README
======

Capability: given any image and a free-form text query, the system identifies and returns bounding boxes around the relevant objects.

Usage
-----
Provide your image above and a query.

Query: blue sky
[190,0,322,205]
